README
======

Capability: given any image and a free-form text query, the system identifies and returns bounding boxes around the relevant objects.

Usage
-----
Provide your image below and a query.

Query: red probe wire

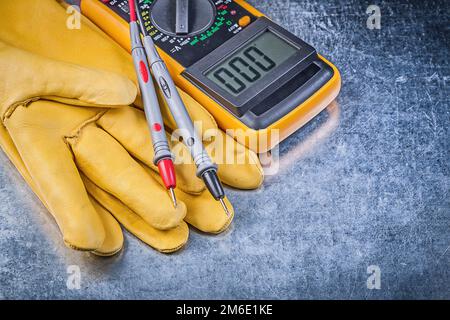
[128,0,137,22]
[128,0,178,207]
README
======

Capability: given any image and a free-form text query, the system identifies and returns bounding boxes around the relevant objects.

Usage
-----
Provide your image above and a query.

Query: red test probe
[128,0,178,207]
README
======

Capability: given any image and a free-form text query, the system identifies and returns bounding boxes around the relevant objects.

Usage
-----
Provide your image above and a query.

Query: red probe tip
[158,159,177,208]
[128,0,137,22]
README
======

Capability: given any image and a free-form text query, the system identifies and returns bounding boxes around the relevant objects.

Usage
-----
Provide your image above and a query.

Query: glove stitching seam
[63,110,108,146]
[2,98,40,122]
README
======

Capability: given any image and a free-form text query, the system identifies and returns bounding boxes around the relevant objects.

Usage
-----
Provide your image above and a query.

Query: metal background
[0,0,448,299]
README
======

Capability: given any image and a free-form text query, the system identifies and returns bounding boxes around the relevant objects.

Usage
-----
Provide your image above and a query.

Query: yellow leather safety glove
[0,0,263,256]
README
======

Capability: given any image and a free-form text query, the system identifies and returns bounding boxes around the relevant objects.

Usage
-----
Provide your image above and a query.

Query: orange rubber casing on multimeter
[80,0,341,152]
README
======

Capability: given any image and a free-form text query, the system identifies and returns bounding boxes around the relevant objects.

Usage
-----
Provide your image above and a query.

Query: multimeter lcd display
[205,31,298,96]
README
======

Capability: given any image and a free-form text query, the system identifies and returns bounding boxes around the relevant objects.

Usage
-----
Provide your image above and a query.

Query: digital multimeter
[81,0,341,152]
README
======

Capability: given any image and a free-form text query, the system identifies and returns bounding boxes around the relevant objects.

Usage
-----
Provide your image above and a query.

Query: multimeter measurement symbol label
[206,31,298,96]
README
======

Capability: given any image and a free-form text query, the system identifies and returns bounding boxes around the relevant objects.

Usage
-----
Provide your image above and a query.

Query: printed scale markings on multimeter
[87,0,341,151]
[106,0,255,66]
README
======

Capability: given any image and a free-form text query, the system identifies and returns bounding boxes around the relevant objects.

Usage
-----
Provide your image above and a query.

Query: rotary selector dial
[151,0,216,37]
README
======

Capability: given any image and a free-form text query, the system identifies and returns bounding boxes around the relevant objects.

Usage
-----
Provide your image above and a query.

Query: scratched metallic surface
[0,0,449,299]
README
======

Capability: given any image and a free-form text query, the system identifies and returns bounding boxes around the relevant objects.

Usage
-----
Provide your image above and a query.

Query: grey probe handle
[130,22,172,165]
[142,35,217,177]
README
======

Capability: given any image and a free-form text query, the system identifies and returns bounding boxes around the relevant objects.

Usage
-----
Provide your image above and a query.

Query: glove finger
[2,114,123,257]
[4,101,106,250]
[0,122,39,193]
[205,130,264,189]
[0,106,122,255]
[83,175,189,253]
[67,124,186,230]
[97,107,204,194]
[0,42,136,119]
[180,191,234,234]
[145,167,234,234]
[89,197,124,257]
